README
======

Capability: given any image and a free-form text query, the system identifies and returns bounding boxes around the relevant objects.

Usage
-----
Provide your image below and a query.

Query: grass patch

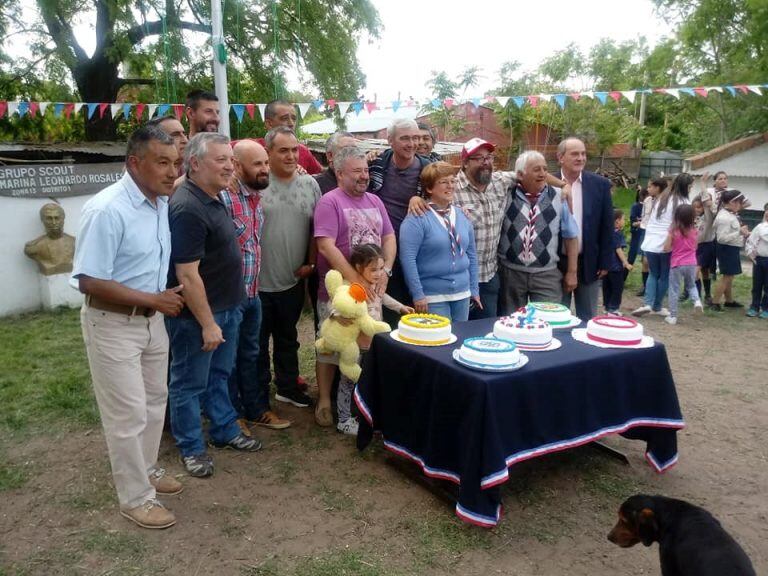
[0,457,28,492]
[397,514,491,568]
[82,528,148,561]
[316,481,355,514]
[294,550,397,576]
[0,308,98,433]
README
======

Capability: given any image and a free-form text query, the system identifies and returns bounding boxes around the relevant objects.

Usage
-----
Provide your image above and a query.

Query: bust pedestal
[38,273,83,310]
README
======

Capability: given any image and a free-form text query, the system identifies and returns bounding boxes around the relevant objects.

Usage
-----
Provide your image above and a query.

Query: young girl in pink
[663,204,703,325]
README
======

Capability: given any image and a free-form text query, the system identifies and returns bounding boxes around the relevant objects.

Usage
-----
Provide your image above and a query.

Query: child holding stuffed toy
[334,244,413,435]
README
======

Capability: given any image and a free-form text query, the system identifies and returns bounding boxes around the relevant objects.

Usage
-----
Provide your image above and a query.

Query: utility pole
[211,0,230,137]
[636,72,648,151]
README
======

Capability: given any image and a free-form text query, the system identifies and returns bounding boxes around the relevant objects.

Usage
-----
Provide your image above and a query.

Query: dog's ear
[637,508,658,546]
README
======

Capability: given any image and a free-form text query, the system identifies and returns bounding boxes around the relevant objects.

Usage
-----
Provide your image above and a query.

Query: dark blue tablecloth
[355,318,684,527]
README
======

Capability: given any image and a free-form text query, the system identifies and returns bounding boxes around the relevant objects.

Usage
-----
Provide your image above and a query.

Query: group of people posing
[69,89,766,531]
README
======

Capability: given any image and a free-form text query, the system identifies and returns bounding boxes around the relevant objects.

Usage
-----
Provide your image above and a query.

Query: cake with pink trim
[585,315,644,346]
[493,311,553,351]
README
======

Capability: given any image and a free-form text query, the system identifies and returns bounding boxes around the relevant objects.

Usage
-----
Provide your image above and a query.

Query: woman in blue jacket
[399,162,480,321]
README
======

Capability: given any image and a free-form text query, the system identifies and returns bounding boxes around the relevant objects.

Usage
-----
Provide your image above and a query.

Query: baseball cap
[461,137,496,160]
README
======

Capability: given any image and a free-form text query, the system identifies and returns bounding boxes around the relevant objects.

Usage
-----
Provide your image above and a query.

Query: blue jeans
[428,298,470,322]
[229,296,270,420]
[167,307,242,457]
[644,251,671,311]
[470,272,499,320]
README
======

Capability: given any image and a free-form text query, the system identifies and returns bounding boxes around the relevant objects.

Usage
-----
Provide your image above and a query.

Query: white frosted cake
[524,302,573,327]
[457,337,521,369]
[586,315,644,346]
[397,313,452,345]
[493,312,553,350]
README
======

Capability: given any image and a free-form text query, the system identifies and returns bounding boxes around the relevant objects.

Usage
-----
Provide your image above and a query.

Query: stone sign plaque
[0,163,124,198]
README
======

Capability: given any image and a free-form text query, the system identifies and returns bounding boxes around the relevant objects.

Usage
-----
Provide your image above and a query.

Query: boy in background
[602,209,633,315]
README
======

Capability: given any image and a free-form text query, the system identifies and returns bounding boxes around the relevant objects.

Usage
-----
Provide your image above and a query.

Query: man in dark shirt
[167,132,261,479]
[313,131,357,195]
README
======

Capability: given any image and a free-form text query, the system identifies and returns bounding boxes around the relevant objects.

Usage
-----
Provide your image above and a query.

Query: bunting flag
[595,92,608,104]
[621,90,636,103]
[707,86,724,93]
[135,103,146,119]
[664,88,680,100]
[257,103,267,121]
[443,98,454,109]
[146,104,158,119]
[64,103,75,119]
[296,102,312,118]
[336,101,352,117]
[539,94,552,103]
[694,87,708,98]
[512,96,525,108]
[123,103,133,120]
[231,104,245,122]
[53,103,64,117]
[110,103,123,119]
[351,101,364,115]
[325,99,336,110]
[609,91,622,103]
[553,94,567,109]
[17,101,29,116]
[365,101,377,113]
[471,97,481,108]
[747,85,762,95]
[173,104,184,120]
[245,103,255,119]
[156,104,171,117]
[679,88,695,97]
[86,103,99,119]
[430,98,441,108]
[725,86,737,96]
[495,96,510,107]
[1,101,10,118]
[312,99,324,112]
[98,103,109,118]
[29,102,39,116]
[581,91,594,100]
[528,95,539,108]
[8,101,19,116]
[391,100,401,113]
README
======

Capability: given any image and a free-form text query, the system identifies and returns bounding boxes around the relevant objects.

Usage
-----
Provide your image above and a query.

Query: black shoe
[724,301,744,308]
[275,389,312,408]
[704,296,713,306]
[680,291,689,301]
[709,303,723,312]
[210,432,262,452]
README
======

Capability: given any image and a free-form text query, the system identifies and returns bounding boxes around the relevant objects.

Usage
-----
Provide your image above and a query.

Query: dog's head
[607,495,660,548]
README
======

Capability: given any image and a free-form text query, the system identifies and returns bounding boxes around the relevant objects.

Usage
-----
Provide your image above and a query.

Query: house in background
[684,132,768,227]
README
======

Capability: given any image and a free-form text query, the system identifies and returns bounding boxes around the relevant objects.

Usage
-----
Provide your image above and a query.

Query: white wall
[728,176,768,211]
[0,195,94,316]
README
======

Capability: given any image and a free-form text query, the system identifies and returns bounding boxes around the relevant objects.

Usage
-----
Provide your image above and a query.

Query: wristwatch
[383,266,392,277]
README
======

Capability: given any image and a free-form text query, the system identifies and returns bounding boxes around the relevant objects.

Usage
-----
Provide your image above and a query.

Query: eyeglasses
[468,154,495,164]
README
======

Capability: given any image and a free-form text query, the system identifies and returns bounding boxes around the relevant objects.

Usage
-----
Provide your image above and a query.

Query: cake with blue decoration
[493,309,553,350]
[456,337,521,369]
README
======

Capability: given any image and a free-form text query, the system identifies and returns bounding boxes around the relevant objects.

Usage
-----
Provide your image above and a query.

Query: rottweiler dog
[608,495,755,576]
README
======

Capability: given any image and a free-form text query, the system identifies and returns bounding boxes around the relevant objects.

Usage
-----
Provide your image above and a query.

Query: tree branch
[117,77,158,88]
[126,19,210,46]
[37,1,88,65]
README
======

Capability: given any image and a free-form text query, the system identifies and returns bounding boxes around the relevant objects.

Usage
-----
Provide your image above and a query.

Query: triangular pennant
[312,99,324,112]
[231,104,245,122]
[724,86,736,96]
[495,96,510,107]
[17,101,29,116]
[528,95,539,108]
[29,102,39,116]
[706,86,724,93]
[594,92,608,104]
[98,103,109,118]
[74,102,84,115]
[53,103,64,118]
[693,87,708,98]
[621,91,636,103]
[569,92,581,101]
[609,91,622,103]
[110,103,123,118]
[471,97,481,108]
[430,98,441,108]
[64,103,75,119]
[553,94,567,109]
[512,96,525,108]
[443,98,454,109]
[135,103,146,119]
[747,85,762,95]
[0,101,9,118]
[351,101,364,116]
[122,103,132,120]
[297,102,312,118]
[391,100,401,113]
[735,84,749,94]
[8,101,19,116]
[173,104,184,120]
[146,104,158,118]
[157,104,170,117]
[679,87,695,97]
[336,101,352,116]
[365,101,377,114]
[539,94,552,103]
[245,103,255,119]
[325,99,336,110]
[664,88,680,100]
[86,103,99,119]
[256,103,267,120]
[581,91,594,99]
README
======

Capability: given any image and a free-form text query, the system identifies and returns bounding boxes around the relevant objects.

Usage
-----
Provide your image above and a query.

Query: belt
[87,295,156,317]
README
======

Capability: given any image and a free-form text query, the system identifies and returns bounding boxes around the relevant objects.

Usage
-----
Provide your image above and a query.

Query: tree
[0,0,381,140]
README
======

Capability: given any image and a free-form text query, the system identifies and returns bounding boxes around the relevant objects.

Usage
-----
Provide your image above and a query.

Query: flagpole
[211,0,230,137]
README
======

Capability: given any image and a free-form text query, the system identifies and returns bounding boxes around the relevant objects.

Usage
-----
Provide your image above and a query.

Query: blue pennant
[471,97,481,107]
[594,92,608,104]
[54,103,65,118]
[391,100,401,113]
[122,103,132,120]
[352,101,364,115]
[679,88,695,97]
[231,104,245,122]
[553,94,567,109]
[312,99,324,110]
[86,103,99,119]
[157,104,171,117]
[512,96,525,108]
[430,98,441,108]
[17,101,29,116]
[724,86,736,96]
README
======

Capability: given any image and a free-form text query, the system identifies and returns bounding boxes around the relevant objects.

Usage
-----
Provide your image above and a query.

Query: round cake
[457,337,521,369]
[493,311,553,350]
[586,315,644,346]
[397,313,452,345]
[524,302,573,326]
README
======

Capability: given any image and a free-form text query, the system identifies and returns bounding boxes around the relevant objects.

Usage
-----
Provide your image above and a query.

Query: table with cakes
[354,303,685,527]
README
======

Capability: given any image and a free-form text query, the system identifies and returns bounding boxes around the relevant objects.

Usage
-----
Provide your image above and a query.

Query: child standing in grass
[746,203,768,318]
[603,209,632,315]
[711,190,750,311]
[663,204,702,325]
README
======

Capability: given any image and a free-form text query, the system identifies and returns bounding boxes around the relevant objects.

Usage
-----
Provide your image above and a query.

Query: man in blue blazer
[557,138,614,320]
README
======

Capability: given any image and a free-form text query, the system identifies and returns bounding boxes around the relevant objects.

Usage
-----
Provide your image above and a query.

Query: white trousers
[81,305,168,509]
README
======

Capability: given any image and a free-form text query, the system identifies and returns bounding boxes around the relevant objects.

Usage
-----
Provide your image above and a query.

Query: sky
[351,0,673,103]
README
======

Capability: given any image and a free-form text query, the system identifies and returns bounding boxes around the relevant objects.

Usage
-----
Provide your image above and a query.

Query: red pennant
[173,104,184,120]
[484,95,495,102]
[135,103,146,119]
[609,91,622,103]
[693,87,708,98]
[63,103,74,119]
[443,98,454,108]
[29,102,39,116]
[0,101,7,118]
[735,84,748,94]
[325,99,336,110]
[570,93,581,101]
[528,95,539,108]
[245,103,255,119]
[99,103,109,118]
[365,101,377,113]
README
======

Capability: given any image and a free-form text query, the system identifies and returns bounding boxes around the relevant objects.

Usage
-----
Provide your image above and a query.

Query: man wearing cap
[453,138,568,319]
[556,137,613,320]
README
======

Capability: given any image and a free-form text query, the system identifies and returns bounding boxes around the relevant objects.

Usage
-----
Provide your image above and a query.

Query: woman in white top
[636,178,664,296]
[633,173,693,317]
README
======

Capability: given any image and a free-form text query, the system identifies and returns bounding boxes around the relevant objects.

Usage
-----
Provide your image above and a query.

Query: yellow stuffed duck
[315,270,391,382]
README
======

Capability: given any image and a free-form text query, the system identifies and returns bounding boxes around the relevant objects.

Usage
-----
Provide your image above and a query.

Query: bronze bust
[24,203,76,275]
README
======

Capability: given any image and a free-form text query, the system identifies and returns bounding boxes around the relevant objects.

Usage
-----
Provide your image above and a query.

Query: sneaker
[694,301,704,313]
[237,418,253,437]
[605,310,623,316]
[709,303,723,312]
[314,405,334,427]
[760,311,768,319]
[148,467,183,496]
[210,432,262,452]
[252,410,291,430]
[120,499,176,529]
[724,301,744,308]
[664,316,677,325]
[651,308,670,317]
[632,305,652,317]
[337,417,359,436]
[275,389,312,408]
[181,454,214,478]
[746,308,759,318]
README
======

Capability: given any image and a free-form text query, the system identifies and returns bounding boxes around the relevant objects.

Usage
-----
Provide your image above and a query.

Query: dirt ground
[1,290,767,575]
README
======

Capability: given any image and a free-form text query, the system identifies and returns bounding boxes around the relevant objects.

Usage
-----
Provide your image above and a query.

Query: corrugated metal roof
[686,142,768,178]
[0,141,126,156]
[302,106,422,135]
